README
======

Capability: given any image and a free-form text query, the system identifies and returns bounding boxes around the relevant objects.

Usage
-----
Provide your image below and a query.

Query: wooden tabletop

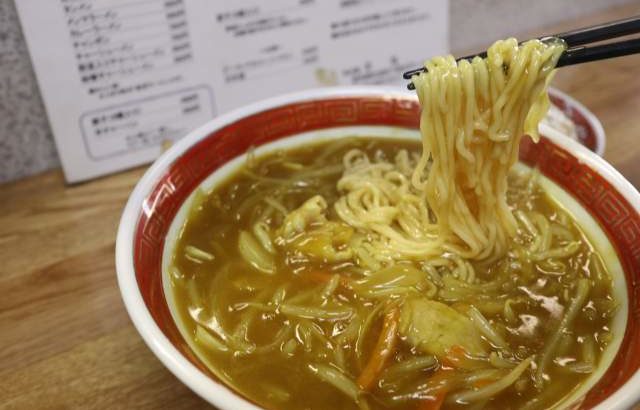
[2,4,640,409]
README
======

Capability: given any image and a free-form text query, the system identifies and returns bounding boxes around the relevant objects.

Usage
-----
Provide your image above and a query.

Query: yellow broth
[170,138,617,410]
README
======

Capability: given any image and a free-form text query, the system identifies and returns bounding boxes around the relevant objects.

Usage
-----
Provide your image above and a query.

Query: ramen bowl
[547,87,606,156]
[115,86,640,410]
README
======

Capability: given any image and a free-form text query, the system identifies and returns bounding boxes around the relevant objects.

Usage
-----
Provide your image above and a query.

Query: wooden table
[2,4,640,409]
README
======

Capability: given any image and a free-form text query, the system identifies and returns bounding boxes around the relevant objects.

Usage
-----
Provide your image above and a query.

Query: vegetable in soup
[170,137,617,410]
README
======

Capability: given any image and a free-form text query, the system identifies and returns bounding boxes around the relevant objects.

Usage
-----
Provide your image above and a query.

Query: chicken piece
[276,195,354,262]
[399,298,486,360]
[278,195,329,239]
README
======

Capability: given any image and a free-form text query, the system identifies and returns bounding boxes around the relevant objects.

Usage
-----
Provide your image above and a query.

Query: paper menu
[16,0,448,182]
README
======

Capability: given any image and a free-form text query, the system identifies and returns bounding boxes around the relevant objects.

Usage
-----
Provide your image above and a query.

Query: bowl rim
[115,85,640,410]
[548,87,607,157]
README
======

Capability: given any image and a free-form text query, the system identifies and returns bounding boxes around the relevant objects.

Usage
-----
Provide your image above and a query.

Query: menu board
[16,0,448,182]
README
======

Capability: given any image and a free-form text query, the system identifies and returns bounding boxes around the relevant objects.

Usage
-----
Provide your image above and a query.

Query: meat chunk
[399,298,486,359]
[278,195,328,238]
[276,195,353,262]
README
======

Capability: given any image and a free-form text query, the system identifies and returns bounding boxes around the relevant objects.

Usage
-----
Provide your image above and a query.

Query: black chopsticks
[403,15,640,90]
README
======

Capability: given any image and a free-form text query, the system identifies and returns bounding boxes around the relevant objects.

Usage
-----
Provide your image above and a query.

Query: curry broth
[171,138,616,410]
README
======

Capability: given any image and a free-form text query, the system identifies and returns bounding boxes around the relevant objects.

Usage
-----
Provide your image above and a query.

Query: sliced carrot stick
[357,307,400,390]
[441,344,469,369]
[417,368,453,410]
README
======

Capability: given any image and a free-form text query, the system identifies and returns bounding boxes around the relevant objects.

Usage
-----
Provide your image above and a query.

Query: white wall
[451,0,636,52]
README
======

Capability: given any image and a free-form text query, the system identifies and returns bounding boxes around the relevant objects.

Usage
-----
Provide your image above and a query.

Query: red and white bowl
[548,87,606,156]
[116,86,640,410]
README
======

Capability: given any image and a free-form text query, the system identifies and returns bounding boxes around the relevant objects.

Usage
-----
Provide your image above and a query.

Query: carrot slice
[417,368,453,410]
[357,307,400,390]
[442,344,470,368]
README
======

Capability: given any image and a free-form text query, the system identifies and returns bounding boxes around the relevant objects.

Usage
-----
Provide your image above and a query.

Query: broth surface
[171,138,616,410]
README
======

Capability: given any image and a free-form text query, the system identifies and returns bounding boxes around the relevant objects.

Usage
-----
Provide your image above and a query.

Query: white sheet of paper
[16,0,448,182]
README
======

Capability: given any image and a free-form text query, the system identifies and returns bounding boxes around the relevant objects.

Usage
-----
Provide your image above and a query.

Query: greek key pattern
[520,137,640,408]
